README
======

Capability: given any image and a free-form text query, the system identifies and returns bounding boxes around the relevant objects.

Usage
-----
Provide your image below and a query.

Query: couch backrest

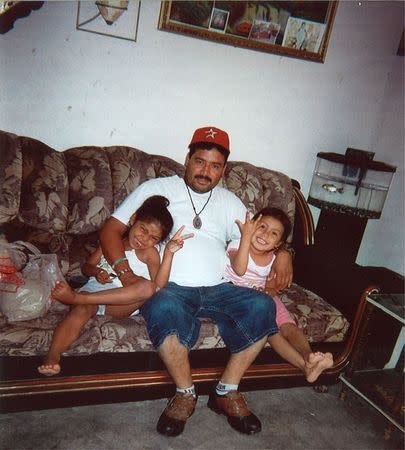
[0,130,295,278]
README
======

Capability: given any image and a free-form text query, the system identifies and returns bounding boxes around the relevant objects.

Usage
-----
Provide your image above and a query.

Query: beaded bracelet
[111,257,128,269]
[116,268,132,278]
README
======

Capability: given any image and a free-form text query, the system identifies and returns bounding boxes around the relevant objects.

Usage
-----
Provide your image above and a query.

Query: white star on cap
[205,128,217,139]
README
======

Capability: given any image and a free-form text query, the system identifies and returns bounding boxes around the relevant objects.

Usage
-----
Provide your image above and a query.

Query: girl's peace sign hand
[165,226,194,254]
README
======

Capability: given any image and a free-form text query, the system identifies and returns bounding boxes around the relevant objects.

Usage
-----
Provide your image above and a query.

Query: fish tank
[308,151,396,218]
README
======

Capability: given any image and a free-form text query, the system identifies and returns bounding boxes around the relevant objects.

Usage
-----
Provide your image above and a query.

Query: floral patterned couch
[0,129,371,412]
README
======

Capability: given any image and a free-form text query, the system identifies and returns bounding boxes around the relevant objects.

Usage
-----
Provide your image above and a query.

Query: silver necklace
[184,181,213,229]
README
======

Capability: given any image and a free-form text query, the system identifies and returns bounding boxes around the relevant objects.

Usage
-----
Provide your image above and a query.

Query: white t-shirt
[112,175,246,287]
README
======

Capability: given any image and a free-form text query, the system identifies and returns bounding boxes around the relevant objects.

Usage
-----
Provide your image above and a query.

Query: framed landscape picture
[158,1,338,62]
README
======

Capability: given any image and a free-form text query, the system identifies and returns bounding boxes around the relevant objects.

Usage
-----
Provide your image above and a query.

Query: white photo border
[208,7,229,34]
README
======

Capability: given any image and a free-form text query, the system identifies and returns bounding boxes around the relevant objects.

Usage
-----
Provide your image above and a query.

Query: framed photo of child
[282,17,326,53]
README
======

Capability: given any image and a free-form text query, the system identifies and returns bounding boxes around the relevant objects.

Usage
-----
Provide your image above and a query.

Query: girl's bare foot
[306,351,324,368]
[51,281,78,305]
[38,362,61,376]
[305,352,334,383]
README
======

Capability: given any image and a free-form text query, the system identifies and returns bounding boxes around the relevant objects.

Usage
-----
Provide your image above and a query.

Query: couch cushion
[0,283,349,356]
[106,147,185,210]
[18,136,69,233]
[64,147,114,235]
[223,162,295,242]
[279,283,350,343]
[0,131,22,224]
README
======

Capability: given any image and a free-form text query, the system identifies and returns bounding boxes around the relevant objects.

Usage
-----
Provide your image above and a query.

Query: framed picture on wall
[158,1,338,62]
[282,17,326,53]
[76,1,141,42]
[208,7,229,33]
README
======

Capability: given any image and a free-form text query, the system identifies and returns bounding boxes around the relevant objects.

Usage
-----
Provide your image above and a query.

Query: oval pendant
[193,215,202,229]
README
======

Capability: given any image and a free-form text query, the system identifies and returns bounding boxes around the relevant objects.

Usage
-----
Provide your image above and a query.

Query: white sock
[176,385,196,397]
[216,381,239,396]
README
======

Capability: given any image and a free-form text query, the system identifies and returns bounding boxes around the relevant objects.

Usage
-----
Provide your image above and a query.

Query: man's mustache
[195,175,212,183]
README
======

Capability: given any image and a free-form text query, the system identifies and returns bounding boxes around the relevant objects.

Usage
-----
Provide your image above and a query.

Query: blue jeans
[140,282,278,354]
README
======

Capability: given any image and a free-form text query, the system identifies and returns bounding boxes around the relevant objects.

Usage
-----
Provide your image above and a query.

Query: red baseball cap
[189,126,230,152]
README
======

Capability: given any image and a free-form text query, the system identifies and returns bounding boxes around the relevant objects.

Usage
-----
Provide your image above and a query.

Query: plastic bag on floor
[0,240,65,322]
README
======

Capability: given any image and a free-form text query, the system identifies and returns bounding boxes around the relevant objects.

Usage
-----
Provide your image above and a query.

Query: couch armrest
[291,179,315,249]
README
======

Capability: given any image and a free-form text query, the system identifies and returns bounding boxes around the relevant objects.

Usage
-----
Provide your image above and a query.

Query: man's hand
[266,249,293,293]
[257,285,278,297]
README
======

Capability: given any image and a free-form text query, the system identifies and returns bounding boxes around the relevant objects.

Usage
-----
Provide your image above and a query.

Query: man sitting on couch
[99,126,293,437]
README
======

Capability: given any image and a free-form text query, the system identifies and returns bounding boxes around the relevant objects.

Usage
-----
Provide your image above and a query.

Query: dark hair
[134,195,174,242]
[188,142,230,163]
[253,207,291,243]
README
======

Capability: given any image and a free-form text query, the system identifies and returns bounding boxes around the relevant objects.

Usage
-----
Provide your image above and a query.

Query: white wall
[1,1,404,275]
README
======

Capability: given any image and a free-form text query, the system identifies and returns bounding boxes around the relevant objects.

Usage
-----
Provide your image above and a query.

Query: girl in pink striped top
[224,207,333,383]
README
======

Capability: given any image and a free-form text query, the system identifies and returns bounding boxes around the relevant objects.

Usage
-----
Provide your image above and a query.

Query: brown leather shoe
[156,393,197,437]
[207,391,261,434]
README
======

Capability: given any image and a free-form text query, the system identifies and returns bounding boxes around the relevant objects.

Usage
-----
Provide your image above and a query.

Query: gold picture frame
[158,1,338,63]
